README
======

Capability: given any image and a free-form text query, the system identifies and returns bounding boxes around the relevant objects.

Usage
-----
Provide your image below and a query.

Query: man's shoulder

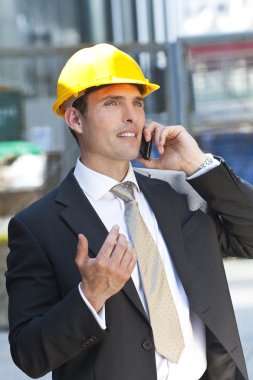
[134,168,186,186]
[14,170,76,222]
[134,168,207,212]
[15,186,59,222]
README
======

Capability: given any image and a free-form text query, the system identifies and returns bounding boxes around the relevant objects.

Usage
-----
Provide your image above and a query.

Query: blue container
[196,130,253,184]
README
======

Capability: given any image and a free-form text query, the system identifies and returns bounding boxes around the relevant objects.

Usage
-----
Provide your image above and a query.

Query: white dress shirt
[74,157,220,380]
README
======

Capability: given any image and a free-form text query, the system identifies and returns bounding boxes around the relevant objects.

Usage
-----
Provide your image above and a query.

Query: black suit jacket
[6,161,253,380]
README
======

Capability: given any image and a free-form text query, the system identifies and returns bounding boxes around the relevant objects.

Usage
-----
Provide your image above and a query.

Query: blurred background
[0,0,253,378]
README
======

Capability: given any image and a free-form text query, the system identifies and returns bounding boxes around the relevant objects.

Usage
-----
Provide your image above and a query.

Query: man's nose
[123,104,138,123]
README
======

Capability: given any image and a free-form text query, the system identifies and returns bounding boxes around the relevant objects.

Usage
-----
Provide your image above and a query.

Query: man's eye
[134,101,144,107]
[104,100,117,106]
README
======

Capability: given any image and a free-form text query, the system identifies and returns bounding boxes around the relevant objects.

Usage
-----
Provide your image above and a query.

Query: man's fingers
[128,248,137,272]
[110,234,129,263]
[138,156,161,169]
[142,126,152,142]
[157,126,181,154]
[145,121,168,153]
[120,242,136,267]
[99,224,120,258]
[75,234,89,267]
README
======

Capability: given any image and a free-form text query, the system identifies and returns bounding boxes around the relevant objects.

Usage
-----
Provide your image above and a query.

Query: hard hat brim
[52,80,160,117]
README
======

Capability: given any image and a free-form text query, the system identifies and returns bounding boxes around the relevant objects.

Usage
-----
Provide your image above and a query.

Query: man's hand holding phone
[138,122,206,175]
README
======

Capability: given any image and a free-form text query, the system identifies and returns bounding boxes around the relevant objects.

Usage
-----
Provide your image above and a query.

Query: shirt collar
[74,158,140,201]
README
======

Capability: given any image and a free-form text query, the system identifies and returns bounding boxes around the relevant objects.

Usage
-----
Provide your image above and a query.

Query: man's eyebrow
[134,96,145,102]
[99,95,144,102]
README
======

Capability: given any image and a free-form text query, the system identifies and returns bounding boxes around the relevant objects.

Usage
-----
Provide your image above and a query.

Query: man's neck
[80,156,130,182]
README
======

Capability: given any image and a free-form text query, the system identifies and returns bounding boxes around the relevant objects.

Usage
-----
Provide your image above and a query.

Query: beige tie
[111,181,185,363]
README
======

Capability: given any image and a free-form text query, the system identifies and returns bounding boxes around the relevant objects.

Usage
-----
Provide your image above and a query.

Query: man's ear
[64,107,84,134]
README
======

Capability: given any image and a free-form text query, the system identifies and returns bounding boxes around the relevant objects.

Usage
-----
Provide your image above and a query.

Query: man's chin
[117,149,139,162]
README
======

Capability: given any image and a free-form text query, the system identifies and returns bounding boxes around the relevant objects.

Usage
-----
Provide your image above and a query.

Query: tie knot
[110,181,135,202]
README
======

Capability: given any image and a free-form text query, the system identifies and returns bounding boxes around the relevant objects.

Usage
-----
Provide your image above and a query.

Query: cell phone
[140,132,152,160]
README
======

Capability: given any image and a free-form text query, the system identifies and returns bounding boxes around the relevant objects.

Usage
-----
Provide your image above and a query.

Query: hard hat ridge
[52,43,160,117]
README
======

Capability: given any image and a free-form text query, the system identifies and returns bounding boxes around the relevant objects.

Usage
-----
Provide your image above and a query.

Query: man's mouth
[118,132,137,137]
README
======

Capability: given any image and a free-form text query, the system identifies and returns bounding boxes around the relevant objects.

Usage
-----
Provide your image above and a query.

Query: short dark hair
[69,87,102,143]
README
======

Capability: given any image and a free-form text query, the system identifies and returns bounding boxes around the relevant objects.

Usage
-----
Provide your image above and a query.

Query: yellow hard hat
[52,43,160,117]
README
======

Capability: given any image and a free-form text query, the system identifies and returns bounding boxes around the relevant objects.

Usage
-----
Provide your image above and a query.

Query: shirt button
[142,340,153,350]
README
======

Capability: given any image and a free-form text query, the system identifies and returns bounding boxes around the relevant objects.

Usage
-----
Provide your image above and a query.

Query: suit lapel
[55,171,147,320]
[56,170,108,257]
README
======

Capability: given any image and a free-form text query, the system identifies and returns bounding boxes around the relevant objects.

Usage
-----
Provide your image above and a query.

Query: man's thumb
[75,234,89,267]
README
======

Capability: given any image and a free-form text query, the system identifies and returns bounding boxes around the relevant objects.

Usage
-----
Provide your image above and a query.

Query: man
[6,44,253,380]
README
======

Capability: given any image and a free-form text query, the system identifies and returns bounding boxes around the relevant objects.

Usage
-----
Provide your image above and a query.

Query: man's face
[77,84,145,173]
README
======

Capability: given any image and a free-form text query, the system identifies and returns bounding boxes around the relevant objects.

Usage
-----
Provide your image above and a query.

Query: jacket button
[87,336,97,344]
[81,335,97,347]
[142,340,153,350]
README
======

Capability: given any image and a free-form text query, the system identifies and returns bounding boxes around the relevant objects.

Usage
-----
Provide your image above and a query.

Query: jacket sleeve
[6,216,107,378]
[188,160,253,259]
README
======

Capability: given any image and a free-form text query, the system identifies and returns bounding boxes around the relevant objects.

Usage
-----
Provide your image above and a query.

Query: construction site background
[1,1,253,378]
